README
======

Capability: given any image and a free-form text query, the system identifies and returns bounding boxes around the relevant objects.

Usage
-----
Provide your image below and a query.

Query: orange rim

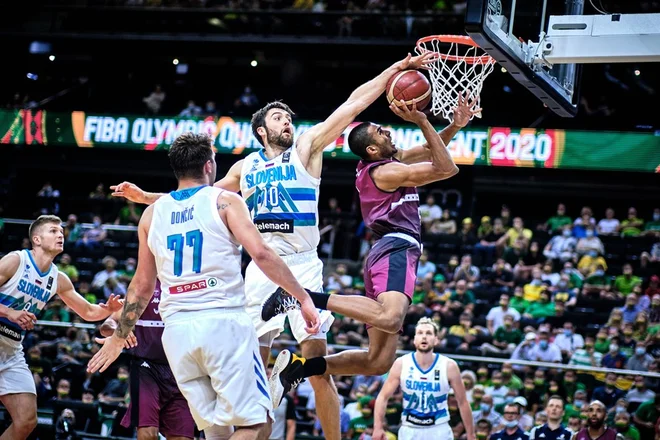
[416,35,495,65]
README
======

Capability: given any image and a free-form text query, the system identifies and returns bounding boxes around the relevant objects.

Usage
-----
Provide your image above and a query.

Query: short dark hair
[547,395,565,406]
[168,132,214,180]
[347,122,373,160]
[29,215,62,245]
[250,101,295,147]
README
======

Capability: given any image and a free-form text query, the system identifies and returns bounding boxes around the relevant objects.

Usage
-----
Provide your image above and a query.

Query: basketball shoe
[269,349,306,408]
[261,288,301,321]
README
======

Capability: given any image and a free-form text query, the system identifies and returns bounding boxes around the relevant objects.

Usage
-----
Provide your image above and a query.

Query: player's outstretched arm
[298,53,438,171]
[395,91,482,165]
[372,102,458,191]
[373,357,403,440]
[448,359,476,440]
[57,272,124,322]
[217,191,320,334]
[212,159,243,193]
[111,182,164,205]
[87,206,158,373]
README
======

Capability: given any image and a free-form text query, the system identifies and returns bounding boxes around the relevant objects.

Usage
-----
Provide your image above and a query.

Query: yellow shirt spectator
[523,283,544,302]
[578,255,608,276]
[504,217,533,247]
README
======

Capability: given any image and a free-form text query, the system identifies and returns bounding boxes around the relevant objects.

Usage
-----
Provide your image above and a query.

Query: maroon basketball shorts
[121,359,195,438]
[364,234,421,304]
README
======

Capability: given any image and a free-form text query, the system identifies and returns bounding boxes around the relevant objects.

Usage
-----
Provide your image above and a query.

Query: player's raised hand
[390,100,427,125]
[110,182,147,204]
[300,299,321,335]
[87,334,125,373]
[398,52,438,71]
[7,309,37,330]
[452,90,483,127]
[95,331,138,349]
[99,294,124,313]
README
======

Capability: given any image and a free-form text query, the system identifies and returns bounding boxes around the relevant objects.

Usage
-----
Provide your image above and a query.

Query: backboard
[464,0,660,117]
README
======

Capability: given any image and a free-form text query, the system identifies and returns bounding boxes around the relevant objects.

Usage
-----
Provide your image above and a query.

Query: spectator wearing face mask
[490,403,529,440]
[527,332,562,363]
[472,395,503,431]
[625,341,654,371]
[613,411,640,440]
[563,390,588,422]
[592,373,625,409]
[643,208,660,236]
[543,225,577,263]
[601,339,628,369]
[576,226,604,257]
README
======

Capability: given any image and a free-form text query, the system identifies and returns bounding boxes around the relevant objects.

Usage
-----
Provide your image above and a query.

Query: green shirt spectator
[509,290,530,314]
[634,398,659,427]
[620,208,644,237]
[643,209,660,233]
[613,264,642,295]
[524,300,556,319]
[58,264,79,283]
[494,327,523,345]
[546,204,572,233]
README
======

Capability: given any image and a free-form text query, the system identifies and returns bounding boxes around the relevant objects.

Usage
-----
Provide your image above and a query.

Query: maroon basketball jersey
[355,158,421,242]
[575,427,621,440]
[132,280,167,363]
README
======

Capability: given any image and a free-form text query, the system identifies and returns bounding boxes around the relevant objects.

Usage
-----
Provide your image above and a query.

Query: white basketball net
[416,38,495,121]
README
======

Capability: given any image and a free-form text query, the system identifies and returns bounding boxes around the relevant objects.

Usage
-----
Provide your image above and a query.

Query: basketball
[386,70,432,111]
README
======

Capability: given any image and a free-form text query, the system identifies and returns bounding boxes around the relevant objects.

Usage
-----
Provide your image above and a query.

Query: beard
[587,418,604,429]
[266,128,294,150]
[416,344,433,353]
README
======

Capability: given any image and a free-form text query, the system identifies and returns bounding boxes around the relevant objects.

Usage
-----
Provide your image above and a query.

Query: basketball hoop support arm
[529,13,660,65]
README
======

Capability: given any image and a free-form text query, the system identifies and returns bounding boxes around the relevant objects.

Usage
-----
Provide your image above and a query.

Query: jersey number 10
[167,229,204,277]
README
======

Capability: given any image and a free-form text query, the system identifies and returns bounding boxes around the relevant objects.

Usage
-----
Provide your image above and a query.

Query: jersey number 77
[167,229,204,277]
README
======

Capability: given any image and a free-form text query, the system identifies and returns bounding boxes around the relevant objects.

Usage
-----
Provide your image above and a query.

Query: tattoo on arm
[217,202,230,210]
[116,294,149,338]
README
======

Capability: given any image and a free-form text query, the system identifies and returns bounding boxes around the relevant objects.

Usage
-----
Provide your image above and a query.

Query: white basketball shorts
[161,308,273,431]
[397,422,453,440]
[0,343,36,396]
[244,250,334,345]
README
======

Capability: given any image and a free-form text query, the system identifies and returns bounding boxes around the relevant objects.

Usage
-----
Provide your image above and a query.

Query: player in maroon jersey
[96,280,195,440]
[264,93,480,407]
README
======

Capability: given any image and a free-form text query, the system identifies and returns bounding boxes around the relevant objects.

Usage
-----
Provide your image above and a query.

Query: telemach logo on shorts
[169,277,218,294]
[255,219,294,233]
[406,414,435,426]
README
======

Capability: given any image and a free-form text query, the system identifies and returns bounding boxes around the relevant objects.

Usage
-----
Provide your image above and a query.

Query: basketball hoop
[416,35,496,121]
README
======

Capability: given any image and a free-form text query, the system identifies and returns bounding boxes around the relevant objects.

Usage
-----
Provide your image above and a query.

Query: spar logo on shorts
[169,277,218,294]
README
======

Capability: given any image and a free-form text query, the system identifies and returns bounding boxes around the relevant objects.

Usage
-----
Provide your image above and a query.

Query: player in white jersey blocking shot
[109,52,437,440]
[88,133,320,440]
[0,215,124,439]
[372,318,475,440]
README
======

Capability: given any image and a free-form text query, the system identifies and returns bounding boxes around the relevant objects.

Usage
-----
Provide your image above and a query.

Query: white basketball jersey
[0,250,59,348]
[400,352,452,428]
[148,185,245,321]
[239,145,320,255]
